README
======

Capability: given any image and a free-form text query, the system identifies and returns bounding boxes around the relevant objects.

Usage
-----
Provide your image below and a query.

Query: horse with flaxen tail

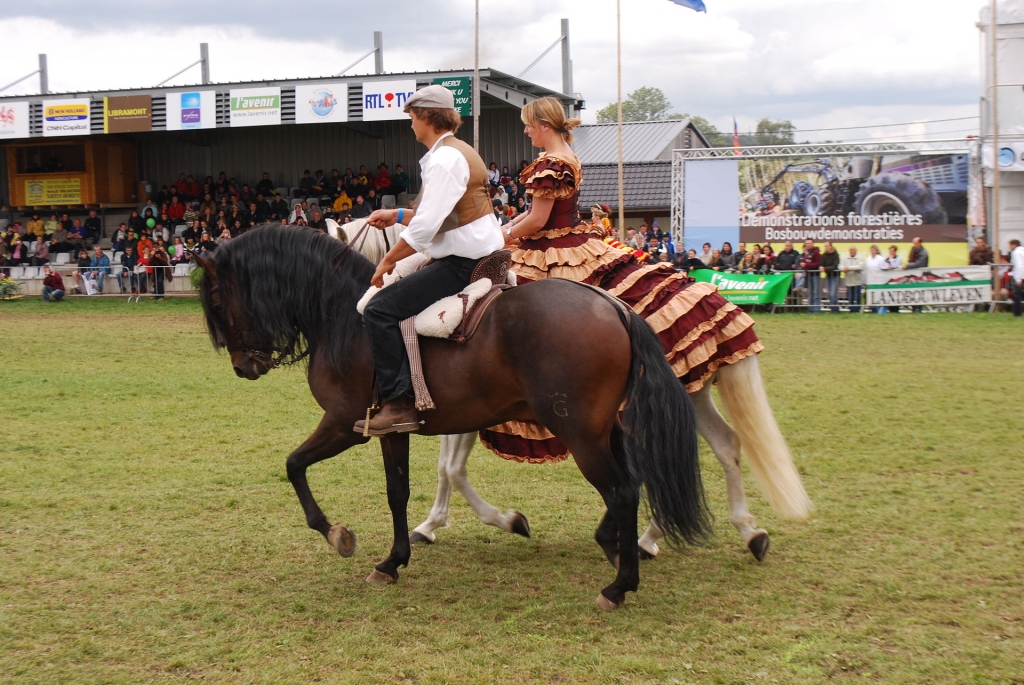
[196,224,709,609]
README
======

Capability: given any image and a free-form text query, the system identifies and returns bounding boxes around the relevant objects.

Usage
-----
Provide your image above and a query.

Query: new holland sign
[229,87,281,127]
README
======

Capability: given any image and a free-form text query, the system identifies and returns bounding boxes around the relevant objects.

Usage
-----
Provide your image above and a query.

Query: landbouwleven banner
[866,266,992,307]
[690,270,794,305]
[229,87,281,127]
[42,99,91,137]
[0,102,30,140]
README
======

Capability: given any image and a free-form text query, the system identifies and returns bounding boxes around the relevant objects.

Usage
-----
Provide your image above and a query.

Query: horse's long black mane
[200,224,376,375]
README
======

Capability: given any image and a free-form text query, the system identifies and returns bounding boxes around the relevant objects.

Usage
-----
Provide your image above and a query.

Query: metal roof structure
[580,162,672,211]
[572,120,708,165]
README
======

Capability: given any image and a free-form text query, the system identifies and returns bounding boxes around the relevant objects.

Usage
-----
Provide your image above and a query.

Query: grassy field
[1,297,1022,684]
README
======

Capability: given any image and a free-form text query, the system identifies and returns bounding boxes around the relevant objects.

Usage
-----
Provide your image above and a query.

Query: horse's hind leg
[411,433,530,544]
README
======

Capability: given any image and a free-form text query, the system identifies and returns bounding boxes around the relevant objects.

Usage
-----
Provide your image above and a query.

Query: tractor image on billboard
[744,154,968,224]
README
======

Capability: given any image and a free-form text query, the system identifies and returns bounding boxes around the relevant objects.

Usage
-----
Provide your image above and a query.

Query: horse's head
[194,252,277,380]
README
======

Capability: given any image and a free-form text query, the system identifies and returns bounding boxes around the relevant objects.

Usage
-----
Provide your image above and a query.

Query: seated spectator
[707,249,722,270]
[487,162,500,187]
[289,203,307,225]
[231,219,245,236]
[500,166,513,187]
[182,220,200,245]
[49,225,72,254]
[239,183,256,206]
[255,172,275,198]
[328,168,342,191]
[111,223,129,253]
[59,214,73,231]
[718,242,737,270]
[681,249,707,271]
[217,228,232,246]
[198,231,217,256]
[89,245,111,294]
[374,163,392,194]
[182,202,199,226]
[738,251,759,273]
[254,193,271,217]
[153,184,172,207]
[8,237,29,265]
[299,169,315,197]
[116,245,138,293]
[357,165,373,191]
[42,265,65,302]
[127,210,144,234]
[307,208,327,231]
[698,242,713,265]
[167,196,186,222]
[84,210,103,243]
[333,188,352,214]
[27,213,45,239]
[625,228,639,250]
[44,214,60,238]
[67,220,88,251]
[169,236,186,262]
[173,173,190,198]
[969,237,994,265]
[342,167,356,193]
[366,189,382,211]
[311,170,326,195]
[392,165,410,196]
[31,237,50,266]
[136,229,154,257]
[186,175,200,200]
[199,193,218,216]
[69,249,92,294]
[142,200,160,221]
[215,171,229,197]
[350,195,371,219]
[270,193,289,222]
[248,202,267,225]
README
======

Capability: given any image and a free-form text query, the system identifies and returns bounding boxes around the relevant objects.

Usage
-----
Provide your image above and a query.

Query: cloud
[0,0,986,141]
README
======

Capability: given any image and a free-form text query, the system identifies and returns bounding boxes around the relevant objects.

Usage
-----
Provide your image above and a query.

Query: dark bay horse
[195,224,709,609]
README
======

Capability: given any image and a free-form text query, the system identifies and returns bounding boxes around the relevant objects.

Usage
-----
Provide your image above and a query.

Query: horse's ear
[192,251,215,275]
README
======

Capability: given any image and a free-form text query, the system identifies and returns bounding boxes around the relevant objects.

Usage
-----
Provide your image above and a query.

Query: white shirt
[402,132,504,260]
[1011,245,1024,282]
[865,254,887,271]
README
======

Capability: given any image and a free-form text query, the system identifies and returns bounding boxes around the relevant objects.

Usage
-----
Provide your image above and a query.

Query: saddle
[400,250,512,411]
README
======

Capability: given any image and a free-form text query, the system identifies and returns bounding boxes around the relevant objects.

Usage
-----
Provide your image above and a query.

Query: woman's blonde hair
[522,96,581,144]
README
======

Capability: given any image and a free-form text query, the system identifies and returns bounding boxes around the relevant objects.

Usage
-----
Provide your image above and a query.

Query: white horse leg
[409,434,459,543]
[638,383,768,560]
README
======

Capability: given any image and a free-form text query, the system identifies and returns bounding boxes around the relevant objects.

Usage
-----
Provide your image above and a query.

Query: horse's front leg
[286,414,364,558]
[367,432,411,584]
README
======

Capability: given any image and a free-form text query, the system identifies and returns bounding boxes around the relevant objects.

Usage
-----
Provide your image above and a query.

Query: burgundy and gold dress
[479,153,764,464]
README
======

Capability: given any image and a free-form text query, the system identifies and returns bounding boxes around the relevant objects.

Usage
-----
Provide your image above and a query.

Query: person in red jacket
[167,196,186,222]
[799,239,823,313]
[42,265,65,302]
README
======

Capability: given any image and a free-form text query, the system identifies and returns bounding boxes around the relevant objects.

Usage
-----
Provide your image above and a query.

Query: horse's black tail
[620,309,711,545]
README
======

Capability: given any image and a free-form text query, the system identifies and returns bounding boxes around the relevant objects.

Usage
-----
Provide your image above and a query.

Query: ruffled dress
[479,153,764,464]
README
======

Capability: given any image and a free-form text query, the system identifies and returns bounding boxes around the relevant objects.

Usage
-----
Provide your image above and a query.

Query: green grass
[1,298,1022,684]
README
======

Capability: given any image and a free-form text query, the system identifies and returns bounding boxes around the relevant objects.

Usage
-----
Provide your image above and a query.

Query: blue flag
[668,0,707,11]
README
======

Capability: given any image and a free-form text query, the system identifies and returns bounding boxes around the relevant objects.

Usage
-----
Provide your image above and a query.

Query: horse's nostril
[234,366,245,378]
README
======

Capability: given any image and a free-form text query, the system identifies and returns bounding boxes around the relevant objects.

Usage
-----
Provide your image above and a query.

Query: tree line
[595,86,797,147]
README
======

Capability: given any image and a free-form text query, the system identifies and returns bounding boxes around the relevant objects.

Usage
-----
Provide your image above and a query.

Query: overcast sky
[0,0,987,142]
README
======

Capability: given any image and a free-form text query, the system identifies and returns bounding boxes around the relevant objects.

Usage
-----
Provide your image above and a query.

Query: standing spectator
[89,245,111,294]
[707,249,722,270]
[865,244,888,313]
[149,244,170,299]
[1010,239,1024,317]
[117,246,138,293]
[774,240,800,271]
[698,242,714,265]
[799,239,822,313]
[84,209,103,243]
[42,265,65,302]
[136,246,151,294]
[906,237,929,269]
[840,246,865,313]
[31,237,50,266]
[718,242,737,270]
[885,245,902,270]
[821,241,841,313]
[738,251,758,273]
[625,229,640,250]
[734,241,748,266]
[969,236,994,265]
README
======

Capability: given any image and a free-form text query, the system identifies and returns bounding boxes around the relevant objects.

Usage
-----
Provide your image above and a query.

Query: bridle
[208,279,309,371]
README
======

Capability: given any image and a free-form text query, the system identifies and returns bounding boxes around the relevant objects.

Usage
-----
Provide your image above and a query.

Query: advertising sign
[103,95,152,133]
[42,98,91,137]
[684,159,739,253]
[166,90,217,131]
[362,80,416,121]
[432,77,472,116]
[866,266,992,307]
[25,178,82,204]
[0,101,31,140]
[982,142,1024,171]
[295,83,348,124]
[229,87,281,127]
[715,152,969,265]
[690,270,794,305]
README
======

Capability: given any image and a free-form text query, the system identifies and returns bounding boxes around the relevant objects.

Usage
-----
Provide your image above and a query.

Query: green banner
[432,77,472,116]
[691,270,794,305]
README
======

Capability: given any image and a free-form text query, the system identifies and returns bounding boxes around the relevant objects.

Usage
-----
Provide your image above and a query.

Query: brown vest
[411,134,494,234]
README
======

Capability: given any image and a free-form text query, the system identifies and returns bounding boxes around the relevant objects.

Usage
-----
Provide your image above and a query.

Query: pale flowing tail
[716,356,812,521]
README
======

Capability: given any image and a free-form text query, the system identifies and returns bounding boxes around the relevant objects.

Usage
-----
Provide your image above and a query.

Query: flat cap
[403,84,455,112]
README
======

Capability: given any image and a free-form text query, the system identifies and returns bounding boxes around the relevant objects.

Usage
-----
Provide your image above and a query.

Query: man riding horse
[355,85,504,435]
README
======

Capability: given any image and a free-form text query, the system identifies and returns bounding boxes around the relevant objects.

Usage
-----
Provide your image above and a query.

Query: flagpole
[473,0,480,152]
[616,0,626,242]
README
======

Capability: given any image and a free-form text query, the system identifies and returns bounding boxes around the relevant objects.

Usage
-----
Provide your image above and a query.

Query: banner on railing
[866,266,991,307]
[691,270,794,305]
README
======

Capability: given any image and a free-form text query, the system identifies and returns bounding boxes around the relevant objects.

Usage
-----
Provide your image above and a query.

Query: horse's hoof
[366,568,397,584]
[595,592,621,611]
[409,531,434,545]
[748,531,770,561]
[510,512,531,538]
[327,524,356,558]
[638,548,655,561]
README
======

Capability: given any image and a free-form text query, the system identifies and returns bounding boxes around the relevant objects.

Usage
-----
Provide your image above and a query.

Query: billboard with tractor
[737,153,969,265]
